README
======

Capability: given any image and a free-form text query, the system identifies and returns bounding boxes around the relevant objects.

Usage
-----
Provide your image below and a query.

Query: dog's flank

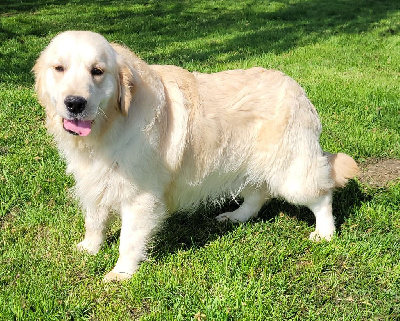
[33,31,358,281]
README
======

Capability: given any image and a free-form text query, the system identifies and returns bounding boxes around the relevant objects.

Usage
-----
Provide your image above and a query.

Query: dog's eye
[91,67,104,76]
[54,65,64,72]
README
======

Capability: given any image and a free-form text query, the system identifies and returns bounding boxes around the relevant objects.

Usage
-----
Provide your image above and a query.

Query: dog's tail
[326,152,359,188]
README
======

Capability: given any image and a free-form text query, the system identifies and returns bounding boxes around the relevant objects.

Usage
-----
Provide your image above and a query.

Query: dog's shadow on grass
[148,180,369,259]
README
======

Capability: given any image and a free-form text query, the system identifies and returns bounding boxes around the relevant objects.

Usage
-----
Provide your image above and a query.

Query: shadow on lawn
[151,180,368,258]
[0,0,399,85]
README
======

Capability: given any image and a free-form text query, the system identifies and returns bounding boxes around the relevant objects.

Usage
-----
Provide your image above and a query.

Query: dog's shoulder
[150,65,200,113]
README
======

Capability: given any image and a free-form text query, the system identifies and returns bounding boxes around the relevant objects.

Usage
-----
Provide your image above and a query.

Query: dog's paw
[309,231,333,242]
[103,270,132,282]
[76,240,101,255]
[216,212,240,223]
[216,211,253,223]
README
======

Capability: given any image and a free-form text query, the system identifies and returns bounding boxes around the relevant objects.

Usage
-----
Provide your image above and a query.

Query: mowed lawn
[0,0,399,320]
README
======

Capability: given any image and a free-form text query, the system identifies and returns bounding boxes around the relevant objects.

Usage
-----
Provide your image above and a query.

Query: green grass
[1,0,399,319]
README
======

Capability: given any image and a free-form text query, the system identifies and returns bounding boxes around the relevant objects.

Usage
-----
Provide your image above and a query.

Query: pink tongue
[63,119,92,136]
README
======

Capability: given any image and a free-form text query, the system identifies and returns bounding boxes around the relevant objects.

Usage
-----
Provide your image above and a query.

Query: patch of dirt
[358,159,400,188]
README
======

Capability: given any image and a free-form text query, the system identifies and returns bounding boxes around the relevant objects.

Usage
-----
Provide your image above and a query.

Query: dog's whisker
[97,109,108,122]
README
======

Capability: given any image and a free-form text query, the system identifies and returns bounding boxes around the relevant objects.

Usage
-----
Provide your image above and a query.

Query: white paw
[216,210,254,223]
[309,231,333,242]
[76,240,101,255]
[103,270,132,282]
[216,212,239,223]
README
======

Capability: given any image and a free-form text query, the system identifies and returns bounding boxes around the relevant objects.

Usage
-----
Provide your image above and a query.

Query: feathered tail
[326,152,359,188]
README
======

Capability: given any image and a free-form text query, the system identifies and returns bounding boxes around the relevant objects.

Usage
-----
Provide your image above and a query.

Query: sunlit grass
[0,0,399,319]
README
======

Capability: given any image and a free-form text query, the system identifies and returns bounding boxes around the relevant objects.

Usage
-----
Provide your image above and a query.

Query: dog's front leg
[103,193,166,282]
[77,206,110,255]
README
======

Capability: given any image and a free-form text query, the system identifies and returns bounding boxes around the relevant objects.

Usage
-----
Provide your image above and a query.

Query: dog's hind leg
[307,191,335,241]
[216,187,269,223]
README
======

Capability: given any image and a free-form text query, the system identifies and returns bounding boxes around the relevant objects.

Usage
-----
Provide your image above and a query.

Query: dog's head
[33,31,136,137]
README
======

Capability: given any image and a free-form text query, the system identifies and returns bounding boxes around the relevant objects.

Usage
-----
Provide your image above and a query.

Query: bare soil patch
[358,159,400,188]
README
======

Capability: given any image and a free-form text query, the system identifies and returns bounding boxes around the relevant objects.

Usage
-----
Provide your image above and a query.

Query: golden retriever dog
[33,31,358,281]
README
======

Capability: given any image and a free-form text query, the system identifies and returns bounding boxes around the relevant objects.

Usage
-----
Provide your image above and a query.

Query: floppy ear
[112,43,139,117]
[32,55,48,107]
[118,63,136,117]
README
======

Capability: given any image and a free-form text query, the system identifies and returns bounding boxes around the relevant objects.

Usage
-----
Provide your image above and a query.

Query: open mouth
[63,119,92,136]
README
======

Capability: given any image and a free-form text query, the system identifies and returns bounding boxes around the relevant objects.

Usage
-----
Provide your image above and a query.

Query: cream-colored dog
[33,31,358,281]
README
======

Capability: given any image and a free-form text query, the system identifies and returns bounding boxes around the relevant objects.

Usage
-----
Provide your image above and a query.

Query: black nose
[64,95,87,114]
